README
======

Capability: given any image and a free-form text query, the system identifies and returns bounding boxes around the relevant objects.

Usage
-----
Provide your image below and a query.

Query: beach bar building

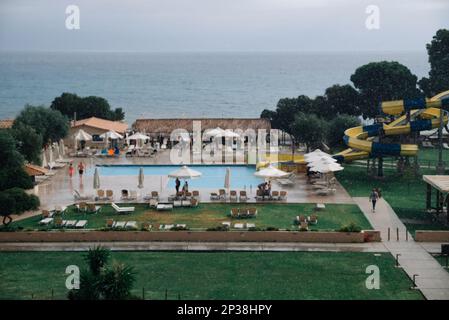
[132,118,271,137]
[68,117,128,149]
[424,175,449,224]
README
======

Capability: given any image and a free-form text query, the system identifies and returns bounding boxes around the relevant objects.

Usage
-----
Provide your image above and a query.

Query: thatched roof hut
[132,118,271,136]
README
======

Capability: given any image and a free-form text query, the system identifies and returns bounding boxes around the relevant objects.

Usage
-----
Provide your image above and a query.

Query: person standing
[175,178,181,194]
[369,188,379,212]
[78,161,85,177]
[68,163,74,178]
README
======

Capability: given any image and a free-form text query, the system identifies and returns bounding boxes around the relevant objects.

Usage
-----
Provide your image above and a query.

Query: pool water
[88,165,263,189]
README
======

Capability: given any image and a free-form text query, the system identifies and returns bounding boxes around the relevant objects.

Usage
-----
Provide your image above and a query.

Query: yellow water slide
[334,91,449,162]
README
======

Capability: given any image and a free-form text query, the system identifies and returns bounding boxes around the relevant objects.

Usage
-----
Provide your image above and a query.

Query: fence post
[388,228,390,241]
[395,254,401,267]
[412,274,419,289]
[405,229,408,241]
[396,227,399,241]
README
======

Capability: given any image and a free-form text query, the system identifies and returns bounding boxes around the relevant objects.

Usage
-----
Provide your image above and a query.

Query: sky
[0,0,448,52]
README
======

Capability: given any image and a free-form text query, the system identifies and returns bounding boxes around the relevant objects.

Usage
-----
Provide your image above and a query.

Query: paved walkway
[0,241,387,252]
[354,197,449,300]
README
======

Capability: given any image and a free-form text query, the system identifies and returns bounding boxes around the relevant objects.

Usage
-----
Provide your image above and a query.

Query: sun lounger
[173,200,182,207]
[229,190,238,202]
[230,208,239,218]
[142,222,152,231]
[176,224,187,229]
[422,141,434,148]
[246,223,256,228]
[316,188,336,196]
[190,199,199,207]
[164,224,174,230]
[239,191,248,202]
[279,191,287,200]
[54,217,64,227]
[192,190,200,199]
[111,202,135,214]
[300,221,309,231]
[74,190,93,201]
[443,143,449,150]
[39,217,53,225]
[149,199,159,208]
[219,189,226,200]
[270,191,280,200]
[181,200,191,207]
[234,223,245,229]
[256,190,264,201]
[114,221,126,229]
[277,178,294,186]
[151,191,159,200]
[87,203,101,214]
[248,207,258,217]
[157,203,174,211]
[125,221,138,230]
[75,220,88,229]
[97,189,108,201]
[128,190,138,201]
[41,210,53,218]
[106,190,114,201]
[210,192,220,200]
[64,220,77,228]
[76,202,87,212]
[222,221,231,228]
[316,203,326,210]
[106,219,115,228]
[308,214,318,224]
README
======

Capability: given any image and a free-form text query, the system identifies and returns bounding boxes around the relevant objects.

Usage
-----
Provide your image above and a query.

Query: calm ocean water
[0,51,428,123]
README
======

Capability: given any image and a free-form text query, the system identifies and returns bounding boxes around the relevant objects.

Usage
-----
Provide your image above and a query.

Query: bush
[171,226,189,231]
[248,227,262,231]
[339,222,362,233]
[206,225,229,231]
[265,226,279,231]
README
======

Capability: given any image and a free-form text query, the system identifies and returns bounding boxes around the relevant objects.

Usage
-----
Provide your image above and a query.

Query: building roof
[25,164,49,176]
[133,118,271,134]
[72,117,128,134]
[0,119,14,129]
[423,175,449,193]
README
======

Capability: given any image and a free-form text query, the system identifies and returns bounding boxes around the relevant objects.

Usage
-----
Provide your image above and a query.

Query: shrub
[339,222,362,233]
[3,188,40,214]
[171,226,189,231]
[206,225,229,231]
[265,226,279,231]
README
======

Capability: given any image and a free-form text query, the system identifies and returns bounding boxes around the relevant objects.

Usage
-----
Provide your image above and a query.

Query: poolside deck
[31,150,353,212]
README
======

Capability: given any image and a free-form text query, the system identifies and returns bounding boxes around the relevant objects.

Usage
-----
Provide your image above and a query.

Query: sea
[0,51,429,124]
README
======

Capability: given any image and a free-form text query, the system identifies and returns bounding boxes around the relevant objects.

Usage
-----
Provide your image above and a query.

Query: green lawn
[0,251,423,300]
[7,203,372,232]
[336,163,449,235]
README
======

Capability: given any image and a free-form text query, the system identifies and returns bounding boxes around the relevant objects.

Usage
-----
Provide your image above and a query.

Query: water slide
[333,90,449,162]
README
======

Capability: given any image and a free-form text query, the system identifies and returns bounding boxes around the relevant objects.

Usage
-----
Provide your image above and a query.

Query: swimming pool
[88,165,263,189]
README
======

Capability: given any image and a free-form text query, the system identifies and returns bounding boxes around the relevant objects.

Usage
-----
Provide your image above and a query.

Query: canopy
[74,129,92,141]
[304,149,331,159]
[127,132,151,141]
[254,164,290,179]
[168,165,202,179]
[309,162,344,173]
[306,157,338,167]
[204,127,226,137]
[224,167,231,190]
[221,130,240,138]
[100,130,123,140]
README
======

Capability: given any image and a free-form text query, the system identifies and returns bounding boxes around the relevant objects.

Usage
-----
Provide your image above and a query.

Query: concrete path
[0,241,387,253]
[354,197,449,300]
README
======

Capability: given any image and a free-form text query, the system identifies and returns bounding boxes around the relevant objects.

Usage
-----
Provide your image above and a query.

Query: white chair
[111,203,135,214]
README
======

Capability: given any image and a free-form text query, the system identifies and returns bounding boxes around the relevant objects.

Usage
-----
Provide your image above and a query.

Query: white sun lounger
[234,223,245,229]
[164,224,174,230]
[246,223,256,229]
[114,221,127,229]
[111,203,135,214]
[75,220,88,229]
[125,221,138,230]
[39,218,53,225]
[64,220,77,228]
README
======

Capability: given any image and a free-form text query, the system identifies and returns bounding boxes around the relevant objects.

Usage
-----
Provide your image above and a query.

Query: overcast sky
[0,0,448,52]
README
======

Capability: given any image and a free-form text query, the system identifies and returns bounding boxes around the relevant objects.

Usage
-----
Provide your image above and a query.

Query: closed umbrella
[93,167,100,189]
[168,166,202,179]
[224,167,231,193]
[138,167,144,189]
[48,145,54,169]
[254,164,290,179]
[41,149,48,168]
[59,139,65,156]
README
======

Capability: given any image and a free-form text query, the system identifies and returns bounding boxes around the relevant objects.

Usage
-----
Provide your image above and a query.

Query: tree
[419,29,449,97]
[3,188,40,215]
[327,114,360,149]
[51,93,125,121]
[324,84,361,117]
[68,247,136,300]
[85,246,110,276]
[10,122,43,165]
[291,112,327,152]
[0,192,15,226]
[14,105,69,146]
[0,131,33,191]
[350,61,421,119]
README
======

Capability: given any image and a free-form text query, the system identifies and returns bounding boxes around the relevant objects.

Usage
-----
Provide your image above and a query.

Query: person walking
[68,163,74,178]
[175,178,181,194]
[78,161,85,177]
[369,188,379,212]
